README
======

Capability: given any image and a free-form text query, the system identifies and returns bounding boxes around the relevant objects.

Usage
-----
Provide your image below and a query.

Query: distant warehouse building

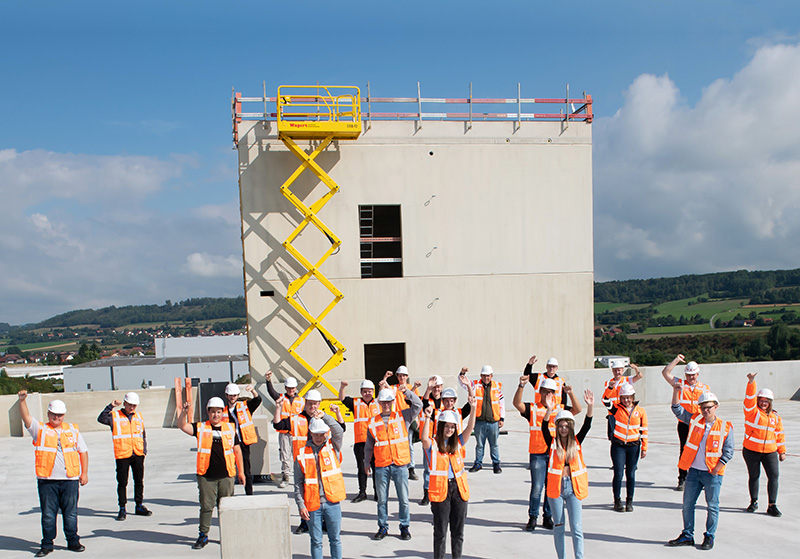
[64,335,248,392]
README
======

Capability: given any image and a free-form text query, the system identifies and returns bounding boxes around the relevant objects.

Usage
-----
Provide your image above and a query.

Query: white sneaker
[278,480,288,488]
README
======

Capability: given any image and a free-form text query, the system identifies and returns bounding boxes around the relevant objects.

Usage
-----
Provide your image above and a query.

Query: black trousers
[611,443,640,500]
[353,442,376,495]
[241,443,253,495]
[431,479,468,559]
[742,447,780,504]
[116,454,145,507]
[677,421,689,482]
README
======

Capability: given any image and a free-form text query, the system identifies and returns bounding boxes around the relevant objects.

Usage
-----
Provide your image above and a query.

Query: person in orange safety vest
[19,391,89,557]
[265,371,305,488]
[223,382,262,495]
[338,378,380,503]
[97,391,152,520]
[607,383,647,512]
[467,365,505,473]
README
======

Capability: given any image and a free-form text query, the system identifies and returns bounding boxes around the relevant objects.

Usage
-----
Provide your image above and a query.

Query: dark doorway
[364,342,406,386]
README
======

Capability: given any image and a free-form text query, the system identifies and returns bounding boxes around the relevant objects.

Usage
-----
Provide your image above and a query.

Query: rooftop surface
[3,398,797,558]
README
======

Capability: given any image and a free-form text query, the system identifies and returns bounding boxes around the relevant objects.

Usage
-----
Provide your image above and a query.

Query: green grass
[653,296,749,321]
[0,340,79,352]
[594,302,652,314]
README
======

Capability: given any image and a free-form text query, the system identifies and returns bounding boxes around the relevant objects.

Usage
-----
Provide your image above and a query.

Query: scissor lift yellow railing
[276,86,362,396]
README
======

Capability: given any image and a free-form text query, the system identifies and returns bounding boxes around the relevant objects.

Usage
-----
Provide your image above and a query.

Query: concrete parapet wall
[219,494,291,559]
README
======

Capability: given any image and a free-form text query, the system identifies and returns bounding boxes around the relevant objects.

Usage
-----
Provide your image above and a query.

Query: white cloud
[185,252,242,278]
[594,42,800,282]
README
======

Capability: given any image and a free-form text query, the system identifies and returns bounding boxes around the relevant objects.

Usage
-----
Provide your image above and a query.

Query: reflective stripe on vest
[290,415,309,459]
[196,421,236,477]
[534,375,564,407]
[368,412,410,467]
[546,440,588,500]
[353,398,380,444]
[34,422,81,478]
[678,415,731,474]
[298,442,346,511]
[222,402,257,446]
[602,377,631,414]
[677,381,709,414]
[743,381,785,454]
[111,410,145,459]
[472,381,502,422]
[277,397,305,434]
[529,405,557,455]
[428,443,470,503]
[393,384,418,411]
[612,405,648,452]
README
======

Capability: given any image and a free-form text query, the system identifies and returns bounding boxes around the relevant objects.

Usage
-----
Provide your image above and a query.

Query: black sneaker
[767,504,782,517]
[542,515,554,530]
[625,499,634,512]
[352,492,367,503]
[468,464,482,472]
[667,534,694,547]
[699,535,714,550]
[408,468,419,481]
[614,499,625,512]
[67,543,85,553]
[399,525,412,540]
[675,480,685,492]
[419,491,430,506]
[294,521,309,534]
[524,517,536,531]
[116,507,127,521]
[34,549,53,558]
[374,527,388,540]
[135,504,153,516]
[493,464,502,474]
[192,533,208,550]
[746,500,758,513]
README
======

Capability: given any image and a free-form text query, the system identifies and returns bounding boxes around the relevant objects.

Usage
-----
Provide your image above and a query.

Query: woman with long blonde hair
[542,389,594,559]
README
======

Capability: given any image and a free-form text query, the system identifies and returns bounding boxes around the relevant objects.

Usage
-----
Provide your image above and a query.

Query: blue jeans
[549,478,583,559]
[529,453,551,518]
[308,501,341,559]
[681,467,723,539]
[611,444,640,500]
[38,479,80,549]
[408,431,415,469]
[472,421,500,466]
[375,464,410,529]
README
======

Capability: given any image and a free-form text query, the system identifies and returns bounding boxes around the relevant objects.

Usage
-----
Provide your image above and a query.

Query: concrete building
[235,87,594,393]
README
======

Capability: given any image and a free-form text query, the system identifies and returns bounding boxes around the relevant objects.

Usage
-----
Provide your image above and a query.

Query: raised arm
[460,394,478,441]
[512,375,528,413]
[421,405,434,450]
[661,354,685,385]
[629,363,643,383]
[566,384,582,415]
[17,391,34,429]
[177,401,195,435]
[338,381,348,402]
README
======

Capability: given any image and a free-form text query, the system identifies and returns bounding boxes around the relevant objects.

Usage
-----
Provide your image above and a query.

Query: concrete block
[219,494,291,559]
[248,416,271,476]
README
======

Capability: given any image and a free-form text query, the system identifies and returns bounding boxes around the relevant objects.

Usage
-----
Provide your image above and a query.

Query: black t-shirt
[192,423,240,480]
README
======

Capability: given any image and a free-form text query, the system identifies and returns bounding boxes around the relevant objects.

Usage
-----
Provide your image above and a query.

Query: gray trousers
[197,475,234,535]
[278,432,293,477]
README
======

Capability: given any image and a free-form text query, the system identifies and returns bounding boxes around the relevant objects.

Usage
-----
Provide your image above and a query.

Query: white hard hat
[433,375,443,386]
[308,418,330,434]
[48,400,67,414]
[284,377,298,388]
[555,410,574,423]
[225,383,241,396]
[438,410,459,425]
[697,392,718,406]
[609,359,624,369]
[546,358,559,366]
[757,388,775,400]
[480,365,493,376]
[618,384,635,397]
[539,378,558,392]
[378,389,395,402]
[360,379,375,390]
[123,392,140,405]
[685,361,700,375]
[206,397,225,409]
[396,365,409,376]
[442,388,458,399]
[305,390,322,402]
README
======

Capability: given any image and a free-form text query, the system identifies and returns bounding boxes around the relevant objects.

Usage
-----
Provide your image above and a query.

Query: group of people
[17,352,787,558]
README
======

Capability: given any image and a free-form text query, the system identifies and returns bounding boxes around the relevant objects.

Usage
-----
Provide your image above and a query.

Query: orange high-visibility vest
[473,381,502,422]
[34,422,82,478]
[546,440,588,500]
[298,442,346,511]
[529,405,557,454]
[426,407,465,460]
[276,396,305,434]
[534,375,564,407]
[612,404,648,452]
[368,412,410,467]
[743,381,785,454]
[111,410,145,459]
[223,401,257,446]
[290,415,309,459]
[196,421,236,477]
[676,380,709,415]
[678,415,732,474]
[428,443,470,503]
[394,384,419,412]
[352,398,380,444]
[601,377,632,414]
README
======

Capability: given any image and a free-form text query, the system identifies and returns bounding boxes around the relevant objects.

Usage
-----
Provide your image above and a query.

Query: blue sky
[2,0,800,324]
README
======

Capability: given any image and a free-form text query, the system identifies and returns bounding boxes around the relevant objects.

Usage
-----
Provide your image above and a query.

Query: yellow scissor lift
[276,85,361,400]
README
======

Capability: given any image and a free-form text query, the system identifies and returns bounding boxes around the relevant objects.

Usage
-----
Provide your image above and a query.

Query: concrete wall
[155,335,248,358]
[238,119,594,393]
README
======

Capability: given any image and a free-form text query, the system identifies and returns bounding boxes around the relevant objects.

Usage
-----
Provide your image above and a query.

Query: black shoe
[667,534,694,547]
[192,533,208,549]
[524,516,536,531]
[374,527,388,540]
[352,492,367,503]
[322,519,327,533]
[294,521,309,534]
[542,515,554,530]
[419,491,430,506]
[67,543,85,553]
[35,549,53,558]
[408,468,419,481]
[372,494,378,501]
[116,507,127,521]
[135,504,152,516]
[614,498,625,512]
[493,464,502,474]
[767,504,782,517]
[469,464,482,473]
[625,498,634,512]
[746,500,758,513]
[699,535,714,550]
[675,480,685,492]
[399,525,411,540]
